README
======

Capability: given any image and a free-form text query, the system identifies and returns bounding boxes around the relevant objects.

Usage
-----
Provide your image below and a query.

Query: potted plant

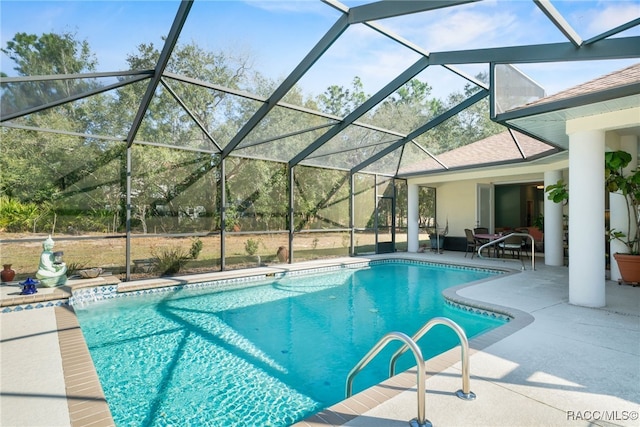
[604,150,640,284]
[546,150,640,284]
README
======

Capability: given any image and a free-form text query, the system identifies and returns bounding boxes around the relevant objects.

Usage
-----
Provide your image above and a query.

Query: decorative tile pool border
[444,298,512,322]
[370,257,507,275]
[69,285,119,306]
[1,299,69,313]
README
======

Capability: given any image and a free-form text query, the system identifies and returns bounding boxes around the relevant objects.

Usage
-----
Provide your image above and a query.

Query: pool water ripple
[75,261,505,426]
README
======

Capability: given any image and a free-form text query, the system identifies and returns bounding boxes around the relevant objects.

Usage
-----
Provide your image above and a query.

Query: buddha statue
[36,235,67,287]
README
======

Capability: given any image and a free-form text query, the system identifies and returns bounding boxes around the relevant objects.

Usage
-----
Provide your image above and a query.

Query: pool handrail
[345,331,431,427]
[477,232,536,271]
[389,317,476,401]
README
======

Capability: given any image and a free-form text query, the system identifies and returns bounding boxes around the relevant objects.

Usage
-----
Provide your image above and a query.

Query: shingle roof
[399,130,556,174]
[437,130,555,168]
[529,62,640,105]
[401,64,640,175]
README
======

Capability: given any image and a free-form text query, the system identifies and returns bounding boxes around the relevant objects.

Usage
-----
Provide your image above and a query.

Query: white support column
[568,130,605,307]
[407,182,419,252]
[609,135,638,281]
[544,170,564,266]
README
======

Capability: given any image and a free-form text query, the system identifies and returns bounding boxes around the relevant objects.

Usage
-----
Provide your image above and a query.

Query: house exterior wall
[435,180,478,237]
[408,161,567,239]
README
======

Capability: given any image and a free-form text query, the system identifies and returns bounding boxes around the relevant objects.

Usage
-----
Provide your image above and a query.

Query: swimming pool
[74,260,506,426]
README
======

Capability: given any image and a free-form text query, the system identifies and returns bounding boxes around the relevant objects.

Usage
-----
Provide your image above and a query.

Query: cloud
[369,1,529,53]
[582,2,640,35]
[243,0,331,15]
[425,10,520,51]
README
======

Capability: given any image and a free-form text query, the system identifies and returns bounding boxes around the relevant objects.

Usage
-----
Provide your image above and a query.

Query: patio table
[474,233,502,257]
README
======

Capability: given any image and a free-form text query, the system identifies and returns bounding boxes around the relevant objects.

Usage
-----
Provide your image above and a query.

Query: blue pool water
[75,260,505,426]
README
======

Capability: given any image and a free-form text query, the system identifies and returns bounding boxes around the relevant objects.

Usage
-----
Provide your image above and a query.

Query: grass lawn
[1,231,411,282]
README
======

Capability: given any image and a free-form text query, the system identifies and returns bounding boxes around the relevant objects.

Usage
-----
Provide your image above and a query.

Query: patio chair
[499,233,525,259]
[515,227,531,258]
[464,229,479,258]
[473,227,491,256]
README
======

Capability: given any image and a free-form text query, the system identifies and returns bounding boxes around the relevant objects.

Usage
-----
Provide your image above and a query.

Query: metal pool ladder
[477,232,536,271]
[345,317,476,427]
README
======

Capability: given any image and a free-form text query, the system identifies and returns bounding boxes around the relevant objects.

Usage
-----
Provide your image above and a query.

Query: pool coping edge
[54,306,116,427]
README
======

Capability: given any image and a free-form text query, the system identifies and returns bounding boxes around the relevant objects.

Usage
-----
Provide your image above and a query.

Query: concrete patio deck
[1,251,638,427]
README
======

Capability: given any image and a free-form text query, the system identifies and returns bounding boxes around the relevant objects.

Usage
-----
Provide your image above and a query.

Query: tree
[2,30,509,239]
[317,76,368,117]
[432,72,503,153]
[122,41,258,234]
[1,32,98,116]
[294,166,350,230]
[225,158,287,231]
[1,32,130,233]
[373,78,440,135]
[1,32,97,194]
[2,32,96,76]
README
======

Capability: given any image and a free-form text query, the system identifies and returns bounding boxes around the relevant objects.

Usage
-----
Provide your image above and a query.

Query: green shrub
[190,237,203,259]
[152,247,189,276]
[0,196,48,232]
[66,261,86,276]
[244,238,259,256]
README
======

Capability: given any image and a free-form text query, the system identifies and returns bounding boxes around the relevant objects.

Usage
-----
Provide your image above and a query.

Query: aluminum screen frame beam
[220,14,350,158]
[160,77,223,152]
[304,138,399,164]
[289,56,430,167]
[0,74,150,122]
[534,0,582,47]
[396,150,557,179]
[584,18,640,45]
[324,0,488,91]
[427,36,640,65]
[126,0,193,147]
[165,71,348,123]
[0,122,126,142]
[0,69,153,83]
[238,123,337,151]
[508,127,526,160]
[351,89,489,174]
[347,0,479,24]
[409,139,449,171]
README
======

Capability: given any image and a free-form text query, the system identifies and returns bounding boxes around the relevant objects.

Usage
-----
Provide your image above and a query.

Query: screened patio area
[1,0,639,282]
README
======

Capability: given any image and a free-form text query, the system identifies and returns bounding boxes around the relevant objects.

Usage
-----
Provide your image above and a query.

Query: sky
[1,0,639,101]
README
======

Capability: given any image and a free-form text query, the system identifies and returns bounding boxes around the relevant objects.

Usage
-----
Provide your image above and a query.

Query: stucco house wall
[409,160,568,241]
